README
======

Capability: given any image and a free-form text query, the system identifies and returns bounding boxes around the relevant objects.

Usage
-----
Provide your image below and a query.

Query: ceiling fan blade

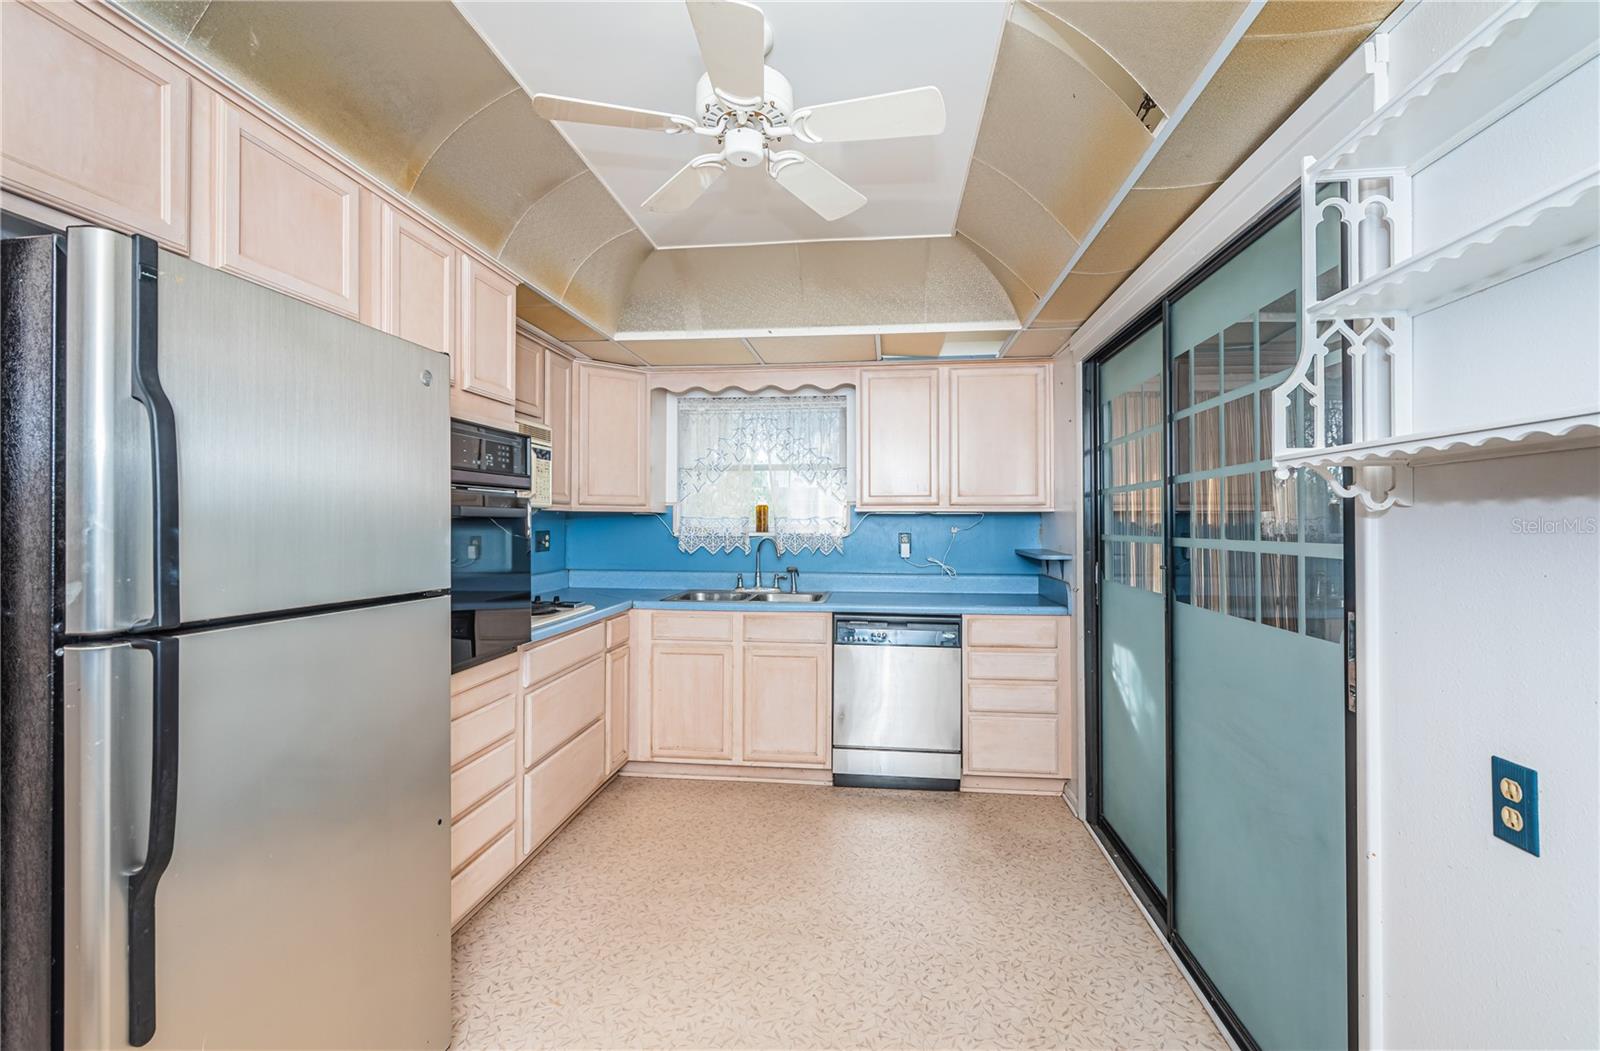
[769,152,867,222]
[531,93,692,132]
[643,154,728,213]
[792,86,947,144]
[687,0,766,103]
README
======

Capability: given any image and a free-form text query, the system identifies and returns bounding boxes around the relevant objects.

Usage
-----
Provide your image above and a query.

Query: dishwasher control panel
[834,616,961,648]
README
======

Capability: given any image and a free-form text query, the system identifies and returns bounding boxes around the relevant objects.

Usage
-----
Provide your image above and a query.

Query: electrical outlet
[534,529,551,552]
[466,537,481,562]
[898,532,912,558]
[1491,756,1539,856]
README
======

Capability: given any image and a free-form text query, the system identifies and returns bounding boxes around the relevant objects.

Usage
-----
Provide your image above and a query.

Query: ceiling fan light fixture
[534,0,947,221]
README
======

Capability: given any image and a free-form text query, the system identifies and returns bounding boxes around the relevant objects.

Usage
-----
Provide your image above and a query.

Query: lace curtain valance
[675,394,849,556]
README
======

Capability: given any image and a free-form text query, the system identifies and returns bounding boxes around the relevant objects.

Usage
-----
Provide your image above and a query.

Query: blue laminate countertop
[525,588,1069,644]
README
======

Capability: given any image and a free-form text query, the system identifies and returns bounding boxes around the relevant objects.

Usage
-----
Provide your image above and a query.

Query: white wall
[1372,449,1599,1049]
[1063,2,1600,1046]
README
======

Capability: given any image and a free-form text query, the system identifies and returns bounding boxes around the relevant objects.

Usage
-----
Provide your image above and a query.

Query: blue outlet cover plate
[1491,756,1539,856]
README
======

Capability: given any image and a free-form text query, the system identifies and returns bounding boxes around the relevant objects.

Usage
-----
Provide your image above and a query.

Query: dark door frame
[1081,187,1358,1051]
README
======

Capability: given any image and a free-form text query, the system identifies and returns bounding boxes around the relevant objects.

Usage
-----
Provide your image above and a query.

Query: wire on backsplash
[901,513,984,577]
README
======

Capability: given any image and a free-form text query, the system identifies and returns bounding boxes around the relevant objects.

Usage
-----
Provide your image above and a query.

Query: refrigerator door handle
[129,235,181,630]
[125,635,180,1048]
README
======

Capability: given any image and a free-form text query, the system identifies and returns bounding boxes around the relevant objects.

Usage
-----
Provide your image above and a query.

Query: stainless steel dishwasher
[832,615,962,790]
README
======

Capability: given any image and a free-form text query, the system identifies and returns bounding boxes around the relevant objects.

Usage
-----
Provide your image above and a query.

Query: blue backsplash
[547,511,1045,593]
[472,509,1059,596]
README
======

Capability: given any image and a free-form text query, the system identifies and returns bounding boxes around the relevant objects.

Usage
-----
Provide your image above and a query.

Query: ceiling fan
[529,0,946,222]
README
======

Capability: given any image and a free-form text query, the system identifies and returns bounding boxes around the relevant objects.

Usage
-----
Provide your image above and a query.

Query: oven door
[451,608,532,672]
[451,486,528,522]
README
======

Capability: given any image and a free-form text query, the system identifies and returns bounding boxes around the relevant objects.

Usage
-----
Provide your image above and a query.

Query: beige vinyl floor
[451,776,1226,1050]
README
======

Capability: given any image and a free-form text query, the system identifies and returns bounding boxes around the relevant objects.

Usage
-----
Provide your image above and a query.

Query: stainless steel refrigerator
[1,227,452,1049]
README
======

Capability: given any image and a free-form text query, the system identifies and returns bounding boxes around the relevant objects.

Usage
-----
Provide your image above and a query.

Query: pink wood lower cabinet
[522,721,606,854]
[649,642,738,761]
[606,644,630,774]
[742,644,830,767]
[961,615,1073,788]
[450,829,515,927]
[523,655,605,768]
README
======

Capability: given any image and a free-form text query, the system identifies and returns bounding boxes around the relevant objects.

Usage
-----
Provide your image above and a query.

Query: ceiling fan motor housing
[695,67,795,128]
[723,126,766,167]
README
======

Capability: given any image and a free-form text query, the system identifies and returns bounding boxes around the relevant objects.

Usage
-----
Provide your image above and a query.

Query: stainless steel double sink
[662,589,830,603]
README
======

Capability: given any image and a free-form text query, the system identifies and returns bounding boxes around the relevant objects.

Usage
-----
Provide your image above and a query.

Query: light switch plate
[1491,756,1539,856]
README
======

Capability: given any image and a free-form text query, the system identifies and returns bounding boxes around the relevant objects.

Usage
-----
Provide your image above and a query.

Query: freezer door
[63,228,449,634]
[61,597,451,1050]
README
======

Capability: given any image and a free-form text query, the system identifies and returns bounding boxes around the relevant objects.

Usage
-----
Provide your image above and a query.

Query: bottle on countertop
[755,503,769,533]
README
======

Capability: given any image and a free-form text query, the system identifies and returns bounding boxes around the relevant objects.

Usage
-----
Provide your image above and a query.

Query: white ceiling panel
[456,1,1008,249]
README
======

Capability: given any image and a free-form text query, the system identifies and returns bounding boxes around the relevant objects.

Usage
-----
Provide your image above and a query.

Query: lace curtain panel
[676,394,849,555]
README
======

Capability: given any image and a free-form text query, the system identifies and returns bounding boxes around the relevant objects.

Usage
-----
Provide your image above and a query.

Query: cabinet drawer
[743,612,830,644]
[450,738,515,819]
[450,828,515,926]
[966,714,1060,776]
[968,680,1058,715]
[450,782,516,875]
[967,648,1059,682]
[606,614,630,649]
[450,652,518,704]
[650,611,737,642]
[524,654,606,769]
[450,667,517,722]
[523,721,606,852]
[965,615,1059,649]
[522,623,605,687]
[451,692,515,766]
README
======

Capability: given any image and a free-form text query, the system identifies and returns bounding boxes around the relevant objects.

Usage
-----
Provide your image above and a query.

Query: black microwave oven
[449,419,529,488]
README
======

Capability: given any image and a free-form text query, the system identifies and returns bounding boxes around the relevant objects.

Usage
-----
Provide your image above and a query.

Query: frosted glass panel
[1170,207,1347,1050]
[1097,323,1167,895]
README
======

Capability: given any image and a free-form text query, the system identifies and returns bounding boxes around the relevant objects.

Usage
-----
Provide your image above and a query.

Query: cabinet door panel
[742,644,829,766]
[0,2,190,247]
[217,102,360,316]
[459,257,516,403]
[949,365,1051,507]
[649,643,736,761]
[575,363,649,508]
[545,352,574,505]
[607,644,630,772]
[859,368,940,506]
[380,204,455,359]
[515,333,544,419]
[450,782,516,875]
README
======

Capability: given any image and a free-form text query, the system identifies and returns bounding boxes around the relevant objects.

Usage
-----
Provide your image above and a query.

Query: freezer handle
[129,234,180,629]
[126,635,180,1047]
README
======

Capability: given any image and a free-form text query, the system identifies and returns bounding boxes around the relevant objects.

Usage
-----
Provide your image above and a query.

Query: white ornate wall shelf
[1272,0,1600,512]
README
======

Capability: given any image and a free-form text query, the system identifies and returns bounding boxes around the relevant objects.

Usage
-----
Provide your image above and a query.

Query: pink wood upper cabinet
[544,352,574,505]
[574,362,650,509]
[948,366,1052,507]
[379,202,456,364]
[458,257,517,404]
[0,2,190,248]
[515,333,545,420]
[858,367,942,508]
[215,101,360,316]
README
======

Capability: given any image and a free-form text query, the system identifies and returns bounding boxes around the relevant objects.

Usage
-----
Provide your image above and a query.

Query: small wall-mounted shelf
[1321,1,1600,174]
[1275,411,1600,473]
[1308,173,1599,320]
[1015,548,1073,565]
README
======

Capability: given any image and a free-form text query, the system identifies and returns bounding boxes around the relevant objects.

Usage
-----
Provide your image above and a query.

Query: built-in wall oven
[450,420,531,671]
